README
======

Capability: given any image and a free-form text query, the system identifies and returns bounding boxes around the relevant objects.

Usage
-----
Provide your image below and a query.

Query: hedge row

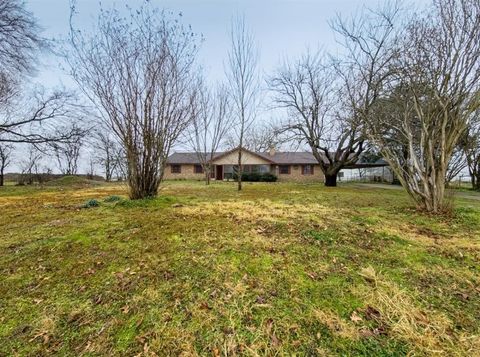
[232,172,278,182]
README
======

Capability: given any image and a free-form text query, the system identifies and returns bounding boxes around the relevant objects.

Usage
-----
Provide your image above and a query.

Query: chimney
[269,146,276,157]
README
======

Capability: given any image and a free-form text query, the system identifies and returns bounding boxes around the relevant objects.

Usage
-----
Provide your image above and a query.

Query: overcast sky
[17,0,429,174]
[26,0,427,89]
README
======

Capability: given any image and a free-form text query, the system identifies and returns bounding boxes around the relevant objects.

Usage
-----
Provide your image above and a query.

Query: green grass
[0,180,479,355]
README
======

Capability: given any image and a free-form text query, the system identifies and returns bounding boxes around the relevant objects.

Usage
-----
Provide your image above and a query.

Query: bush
[242,172,261,182]
[261,173,277,182]
[234,172,278,182]
[82,199,99,208]
[104,195,122,203]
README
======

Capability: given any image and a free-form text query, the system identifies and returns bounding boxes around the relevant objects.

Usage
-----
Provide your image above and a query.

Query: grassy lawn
[1,179,479,356]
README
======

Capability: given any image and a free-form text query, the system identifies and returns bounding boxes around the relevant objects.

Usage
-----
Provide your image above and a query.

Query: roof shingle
[166,150,388,167]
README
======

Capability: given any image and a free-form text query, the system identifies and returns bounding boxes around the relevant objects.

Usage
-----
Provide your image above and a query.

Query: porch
[214,164,273,180]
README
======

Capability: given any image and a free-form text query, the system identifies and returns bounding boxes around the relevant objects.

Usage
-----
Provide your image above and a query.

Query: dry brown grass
[355,266,479,356]
[1,181,479,355]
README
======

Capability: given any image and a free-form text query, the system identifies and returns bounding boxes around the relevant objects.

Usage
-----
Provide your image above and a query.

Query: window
[258,165,270,173]
[194,164,204,174]
[302,164,314,175]
[279,165,290,174]
[171,164,181,174]
[224,165,234,180]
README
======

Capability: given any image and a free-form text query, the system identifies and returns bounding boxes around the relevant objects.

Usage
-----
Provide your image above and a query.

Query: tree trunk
[422,190,442,212]
[127,155,160,199]
[473,172,480,191]
[0,159,5,186]
[237,148,242,191]
[105,164,112,182]
[205,169,211,185]
[325,174,337,187]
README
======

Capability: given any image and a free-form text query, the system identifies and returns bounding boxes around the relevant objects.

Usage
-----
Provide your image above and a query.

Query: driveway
[350,183,480,201]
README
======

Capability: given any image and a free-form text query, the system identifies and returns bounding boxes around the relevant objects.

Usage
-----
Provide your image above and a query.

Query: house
[164,147,389,182]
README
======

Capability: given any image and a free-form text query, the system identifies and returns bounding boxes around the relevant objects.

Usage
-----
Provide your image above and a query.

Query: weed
[82,199,99,208]
[104,195,122,203]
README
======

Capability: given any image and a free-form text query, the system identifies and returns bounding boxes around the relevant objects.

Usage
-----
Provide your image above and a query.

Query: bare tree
[187,83,231,184]
[0,87,85,144]
[310,2,401,186]
[92,126,123,182]
[269,52,366,186]
[19,145,42,185]
[50,125,86,175]
[0,0,44,77]
[86,157,95,180]
[366,0,480,212]
[226,15,260,191]
[0,0,82,145]
[446,145,467,185]
[0,142,13,186]
[462,117,480,190]
[67,2,200,199]
[224,122,287,152]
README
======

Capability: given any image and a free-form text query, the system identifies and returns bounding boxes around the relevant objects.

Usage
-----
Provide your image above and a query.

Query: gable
[212,149,272,165]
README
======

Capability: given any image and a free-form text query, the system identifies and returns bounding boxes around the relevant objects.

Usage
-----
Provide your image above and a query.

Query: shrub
[234,172,278,182]
[261,173,277,182]
[82,199,99,208]
[104,195,122,203]
[242,172,261,182]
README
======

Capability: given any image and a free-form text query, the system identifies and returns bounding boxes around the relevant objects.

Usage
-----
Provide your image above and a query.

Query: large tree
[321,2,401,186]
[67,2,200,199]
[269,52,366,186]
[365,0,480,212]
[226,15,260,191]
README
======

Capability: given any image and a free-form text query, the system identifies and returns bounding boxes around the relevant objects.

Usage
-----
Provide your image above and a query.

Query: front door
[216,165,223,180]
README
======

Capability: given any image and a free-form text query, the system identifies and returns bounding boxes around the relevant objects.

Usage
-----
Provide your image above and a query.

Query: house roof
[167,150,389,167]
[166,151,318,165]
[256,152,319,164]
[166,152,217,164]
[212,147,276,163]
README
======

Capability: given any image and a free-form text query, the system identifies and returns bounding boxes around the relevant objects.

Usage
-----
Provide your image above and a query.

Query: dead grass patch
[314,309,360,340]
[355,266,479,355]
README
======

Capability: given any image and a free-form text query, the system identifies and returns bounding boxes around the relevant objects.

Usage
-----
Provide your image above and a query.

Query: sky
[27,0,424,89]
[18,0,429,174]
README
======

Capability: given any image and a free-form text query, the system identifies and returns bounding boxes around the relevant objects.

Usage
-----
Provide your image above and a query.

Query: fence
[338,167,393,184]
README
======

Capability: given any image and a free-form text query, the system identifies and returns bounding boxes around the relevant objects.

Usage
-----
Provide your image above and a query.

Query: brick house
[164,147,388,183]
[165,147,324,182]
[164,149,388,182]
